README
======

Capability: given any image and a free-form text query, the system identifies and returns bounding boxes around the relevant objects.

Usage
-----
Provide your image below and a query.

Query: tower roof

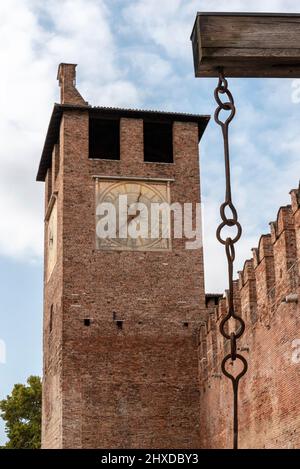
[36,103,210,181]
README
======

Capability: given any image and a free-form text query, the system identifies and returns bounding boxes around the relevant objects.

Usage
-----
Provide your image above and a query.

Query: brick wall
[42,106,206,447]
[42,137,64,447]
[200,187,300,448]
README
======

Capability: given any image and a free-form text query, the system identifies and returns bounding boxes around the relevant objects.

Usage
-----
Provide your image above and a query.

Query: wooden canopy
[191,12,300,78]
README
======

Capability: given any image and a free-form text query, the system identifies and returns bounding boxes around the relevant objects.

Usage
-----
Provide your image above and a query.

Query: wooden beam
[191,12,300,78]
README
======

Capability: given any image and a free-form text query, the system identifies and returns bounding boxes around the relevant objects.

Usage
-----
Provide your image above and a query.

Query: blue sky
[1,0,300,444]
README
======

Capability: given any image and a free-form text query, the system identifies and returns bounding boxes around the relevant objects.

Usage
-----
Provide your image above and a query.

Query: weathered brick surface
[42,134,64,448]
[200,189,300,449]
[41,67,206,448]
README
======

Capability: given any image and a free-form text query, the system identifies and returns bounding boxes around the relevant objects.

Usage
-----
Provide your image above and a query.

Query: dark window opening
[84,319,91,327]
[144,121,173,163]
[116,320,123,330]
[89,118,120,160]
[49,305,54,333]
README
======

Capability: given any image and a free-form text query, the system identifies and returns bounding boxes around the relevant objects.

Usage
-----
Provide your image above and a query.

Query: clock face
[47,200,57,279]
[95,179,171,251]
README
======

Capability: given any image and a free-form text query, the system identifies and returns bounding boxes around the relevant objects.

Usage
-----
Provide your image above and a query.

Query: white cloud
[0,0,141,261]
[123,0,195,60]
[198,0,299,13]
[122,0,300,63]
[124,51,174,86]
[200,76,300,291]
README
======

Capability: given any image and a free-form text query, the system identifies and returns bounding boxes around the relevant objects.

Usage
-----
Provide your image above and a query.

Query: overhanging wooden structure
[191,12,300,78]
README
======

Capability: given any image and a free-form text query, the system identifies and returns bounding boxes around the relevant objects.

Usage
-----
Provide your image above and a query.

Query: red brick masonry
[40,64,207,448]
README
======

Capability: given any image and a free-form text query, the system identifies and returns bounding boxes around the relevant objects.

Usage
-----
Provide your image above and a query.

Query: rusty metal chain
[214,69,248,450]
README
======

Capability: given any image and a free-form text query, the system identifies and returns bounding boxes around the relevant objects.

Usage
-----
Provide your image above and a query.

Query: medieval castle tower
[37,64,300,449]
[37,64,209,448]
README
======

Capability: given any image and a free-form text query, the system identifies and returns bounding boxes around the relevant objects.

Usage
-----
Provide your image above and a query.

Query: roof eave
[36,104,210,182]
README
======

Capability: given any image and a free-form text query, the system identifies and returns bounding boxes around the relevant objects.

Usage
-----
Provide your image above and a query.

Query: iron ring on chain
[214,75,236,126]
[225,238,236,263]
[217,201,242,246]
[221,353,248,384]
[217,222,242,246]
[230,332,237,361]
[214,69,248,449]
[219,315,246,341]
[220,201,238,224]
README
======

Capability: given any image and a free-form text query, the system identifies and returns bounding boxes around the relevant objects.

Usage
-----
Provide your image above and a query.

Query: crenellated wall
[200,185,300,448]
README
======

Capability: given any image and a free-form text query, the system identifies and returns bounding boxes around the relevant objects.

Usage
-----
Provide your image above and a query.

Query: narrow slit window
[49,305,54,333]
[89,118,120,160]
[116,320,123,330]
[46,166,52,203]
[144,121,173,163]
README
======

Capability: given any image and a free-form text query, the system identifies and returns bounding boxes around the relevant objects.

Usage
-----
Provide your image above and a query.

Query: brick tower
[37,63,209,448]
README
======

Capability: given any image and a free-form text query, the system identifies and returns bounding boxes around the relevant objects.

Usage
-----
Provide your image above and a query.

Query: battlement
[202,185,300,370]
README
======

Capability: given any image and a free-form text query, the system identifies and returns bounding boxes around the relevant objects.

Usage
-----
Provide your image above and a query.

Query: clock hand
[116,192,143,238]
[116,219,128,238]
[115,209,136,238]
[126,192,142,224]
[127,213,136,223]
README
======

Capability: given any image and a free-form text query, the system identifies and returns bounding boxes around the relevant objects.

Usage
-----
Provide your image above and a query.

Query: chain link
[214,69,248,450]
